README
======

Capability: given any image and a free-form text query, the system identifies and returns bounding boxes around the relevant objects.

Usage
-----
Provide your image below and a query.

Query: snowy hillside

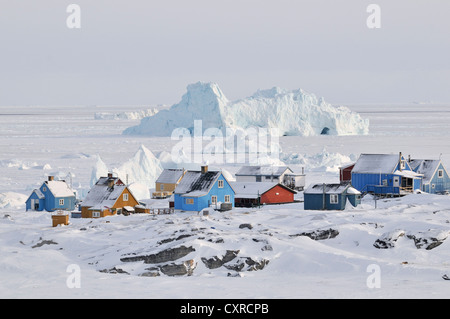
[123,82,369,137]
[1,193,450,298]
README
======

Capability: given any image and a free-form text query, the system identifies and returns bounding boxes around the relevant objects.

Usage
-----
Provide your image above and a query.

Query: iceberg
[123,82,369,137]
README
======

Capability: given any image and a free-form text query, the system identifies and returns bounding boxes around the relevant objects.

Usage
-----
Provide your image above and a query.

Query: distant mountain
[123,81,369,137]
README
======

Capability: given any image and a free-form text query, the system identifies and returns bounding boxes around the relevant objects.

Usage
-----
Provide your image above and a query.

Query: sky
[0,0,449,106]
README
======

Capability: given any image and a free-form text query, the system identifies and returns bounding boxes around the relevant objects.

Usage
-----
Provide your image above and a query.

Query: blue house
[304,183,361,211]
[351,153,423,196]
[173,166,235,212]
[26,176,76,212]
[409,159,450,194]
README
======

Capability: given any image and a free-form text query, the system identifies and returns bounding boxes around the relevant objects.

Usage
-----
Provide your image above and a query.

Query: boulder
[290,228,339,241]
[201,250,240,269]
[406,230,449,250]
[159,259,196,276]
[373,230,405,249]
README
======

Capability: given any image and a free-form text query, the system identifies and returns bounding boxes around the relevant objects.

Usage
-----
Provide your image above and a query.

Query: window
[432,184,435,189]
[438,170,444,178]
[224,195,230,203]
[185,198,194,205]
[218,180,224,188]
[42,187,47,192]
[92,211,100,218]
[123,193,128,201]
[59,199,64,206]
[400,160,406,170]
[160,184,164,190]
[211,196,217,205]
[330,194,339,204]
[382,179,388,186]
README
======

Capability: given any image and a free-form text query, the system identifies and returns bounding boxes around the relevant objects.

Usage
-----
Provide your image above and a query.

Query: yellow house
[152,168,185,199]
[81,173,139,218]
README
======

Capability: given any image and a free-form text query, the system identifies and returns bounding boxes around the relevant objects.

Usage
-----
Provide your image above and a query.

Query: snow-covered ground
[1,102,450,299]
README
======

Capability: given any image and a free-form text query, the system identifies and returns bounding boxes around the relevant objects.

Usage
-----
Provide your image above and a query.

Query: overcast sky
[1,0,449,106]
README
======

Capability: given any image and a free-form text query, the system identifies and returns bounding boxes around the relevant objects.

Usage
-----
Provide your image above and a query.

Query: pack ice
[123,82,369,137]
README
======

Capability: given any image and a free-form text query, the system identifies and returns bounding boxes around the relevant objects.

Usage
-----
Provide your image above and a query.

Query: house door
[30,199,39,211]
[393,176,400,187]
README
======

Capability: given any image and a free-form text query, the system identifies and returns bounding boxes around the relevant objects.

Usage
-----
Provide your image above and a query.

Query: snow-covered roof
[409,159,442,183]
[33,189,45,199]
[352,154,402,174]
[393,170,423,179]
[82,176,133,209]
[231,182,296,199]
[156,168,185,184]
[174,170,222,195]
[235,165,292,177]
[44,180,75,198]
[304,183,360,195]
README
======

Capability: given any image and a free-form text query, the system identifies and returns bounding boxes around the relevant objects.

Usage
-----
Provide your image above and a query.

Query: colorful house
[351,153,423,196]
[232,182,296,207]
[26,176,76,212]
[304,183,361,211]
[152,168,185,199]
[81,173,139,218]
[173,166,235,212]
[409,159,450,194]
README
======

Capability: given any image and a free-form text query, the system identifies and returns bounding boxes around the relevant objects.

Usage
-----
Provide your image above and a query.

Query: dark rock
[32,239,58,248]
[159,259,196,276]
[290,228,339,241]
[406,234,447,250]
[120,245,195,264]
[373,230,405,249]
[201,250,240,269]
[239,223,253,230]
[100,267,129,274]
[224,257,269,272]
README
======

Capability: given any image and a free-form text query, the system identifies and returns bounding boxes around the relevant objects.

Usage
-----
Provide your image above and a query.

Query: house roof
[409,159,442,184]
[352,154,404,174]
[156,168,185,184]
[235,165,292,177]
[82,176,135,209]
[231,182,296,199]
[174,170,222,196]
[44,180,75,198]
[304,183,360,195]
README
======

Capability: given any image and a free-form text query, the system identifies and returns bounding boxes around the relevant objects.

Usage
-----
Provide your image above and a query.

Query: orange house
[81,173,139,218]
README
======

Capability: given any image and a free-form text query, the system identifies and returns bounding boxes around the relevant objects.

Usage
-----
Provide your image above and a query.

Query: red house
[231,182,296,207]
[339,163,355,184]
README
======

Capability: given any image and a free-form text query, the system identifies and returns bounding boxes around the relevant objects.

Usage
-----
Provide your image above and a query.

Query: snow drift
[123,82,369,137]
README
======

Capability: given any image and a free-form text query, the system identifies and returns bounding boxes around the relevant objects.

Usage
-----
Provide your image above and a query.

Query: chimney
[48,176,54,182]
[108,179,115,188]
[108,172,113,178]
[399,152,403,171]
[201,165,208,174]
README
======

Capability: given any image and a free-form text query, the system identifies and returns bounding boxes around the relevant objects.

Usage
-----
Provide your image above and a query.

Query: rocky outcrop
[374,229,449,250]
[120,246,195,264]
[160,260,197,276]
[201,250,240,269]
[224,257,269,272]
[290,228,339,241]
[373,230,405,249]
[406,230,449,250]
